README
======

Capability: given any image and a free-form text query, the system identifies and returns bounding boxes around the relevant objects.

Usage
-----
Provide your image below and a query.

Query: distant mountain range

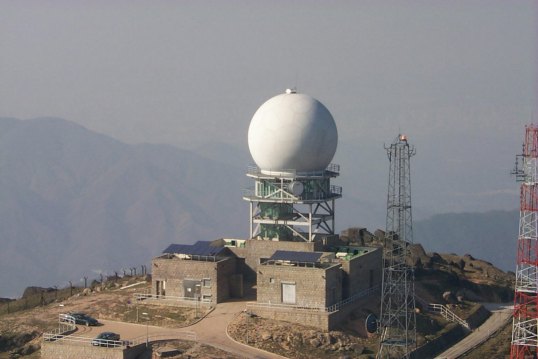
[0,117,246,297]
[0,117,519,297]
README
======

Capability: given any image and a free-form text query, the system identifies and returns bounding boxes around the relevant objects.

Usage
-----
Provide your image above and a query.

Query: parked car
[66,312,99,326]
[91,332,121,347]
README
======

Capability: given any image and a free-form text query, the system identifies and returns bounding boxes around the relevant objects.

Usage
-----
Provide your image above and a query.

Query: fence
[0,263,150,316]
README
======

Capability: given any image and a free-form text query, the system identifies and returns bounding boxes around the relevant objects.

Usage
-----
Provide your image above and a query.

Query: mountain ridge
[0,117,246,297]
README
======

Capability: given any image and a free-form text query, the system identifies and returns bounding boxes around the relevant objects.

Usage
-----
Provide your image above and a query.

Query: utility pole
[377,134,417,359]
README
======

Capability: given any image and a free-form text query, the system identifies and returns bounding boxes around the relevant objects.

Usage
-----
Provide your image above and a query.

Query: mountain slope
[0,117,246,297]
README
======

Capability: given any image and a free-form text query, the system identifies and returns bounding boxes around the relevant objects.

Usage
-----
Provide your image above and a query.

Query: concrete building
[256,250,342,309]
[151,241,241,304]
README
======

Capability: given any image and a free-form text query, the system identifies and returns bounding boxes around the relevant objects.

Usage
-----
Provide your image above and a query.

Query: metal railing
[43,331,197,348]
[247,301,325,312]
[43,333,125,348]
[48,314,76,335]
[325,285,380,313]
[134,293,213,307]
[128,331,197,345]
[428,303,470,330]
[246,164,340,178]
[247,285,380,314]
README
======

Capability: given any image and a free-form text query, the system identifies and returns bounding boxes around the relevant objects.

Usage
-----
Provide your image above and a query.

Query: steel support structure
[378,134,417,359]
[243,165,341,242]
[511,125,538,359]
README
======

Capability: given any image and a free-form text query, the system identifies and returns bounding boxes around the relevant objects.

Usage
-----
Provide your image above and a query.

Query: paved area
[435,303,512,359]
[76,299,287,359]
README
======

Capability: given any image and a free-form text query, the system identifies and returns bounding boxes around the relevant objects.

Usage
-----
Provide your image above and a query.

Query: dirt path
[434,303,512,359]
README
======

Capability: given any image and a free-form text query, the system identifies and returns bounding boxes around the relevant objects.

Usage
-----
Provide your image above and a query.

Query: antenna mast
[377,134,417,359]
[511,124,538,358]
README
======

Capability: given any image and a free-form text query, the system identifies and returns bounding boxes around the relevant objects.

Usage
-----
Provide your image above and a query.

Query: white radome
[248,90,338,175]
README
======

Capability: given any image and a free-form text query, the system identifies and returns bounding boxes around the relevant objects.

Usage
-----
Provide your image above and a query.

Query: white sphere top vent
[248,90,338,175]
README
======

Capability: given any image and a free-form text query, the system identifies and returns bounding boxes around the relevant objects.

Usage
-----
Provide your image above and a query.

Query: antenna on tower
[377,133,417,359]
[510,124,538,358]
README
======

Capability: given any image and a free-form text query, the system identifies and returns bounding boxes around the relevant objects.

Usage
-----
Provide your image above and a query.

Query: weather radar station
[243,89,341,242]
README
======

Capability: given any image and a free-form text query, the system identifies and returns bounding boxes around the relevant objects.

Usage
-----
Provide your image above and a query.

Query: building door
[282,283,296,304]
[156,280,166,297]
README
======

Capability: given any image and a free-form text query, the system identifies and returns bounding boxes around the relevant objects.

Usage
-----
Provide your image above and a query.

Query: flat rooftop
[330,246,378,261]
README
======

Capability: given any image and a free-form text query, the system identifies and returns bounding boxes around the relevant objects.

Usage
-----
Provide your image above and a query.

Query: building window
[203,278,211,288]
[269,278,275,284]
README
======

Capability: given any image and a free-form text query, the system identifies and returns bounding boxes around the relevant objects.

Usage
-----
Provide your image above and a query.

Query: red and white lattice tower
[511,124,538,359]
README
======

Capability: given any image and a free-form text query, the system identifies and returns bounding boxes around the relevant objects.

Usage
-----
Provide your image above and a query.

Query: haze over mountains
[0,117,518,297]
[0,117,247,297]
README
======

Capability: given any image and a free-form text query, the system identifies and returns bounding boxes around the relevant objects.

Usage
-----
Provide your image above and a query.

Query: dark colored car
[91,332,121,347]
[69,312,99,326]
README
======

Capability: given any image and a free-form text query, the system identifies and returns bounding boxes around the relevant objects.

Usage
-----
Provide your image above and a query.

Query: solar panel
[163,241,225,256]
[269,250,322,263]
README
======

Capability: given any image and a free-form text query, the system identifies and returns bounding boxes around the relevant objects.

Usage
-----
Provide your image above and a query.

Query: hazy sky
[1,1,536,225]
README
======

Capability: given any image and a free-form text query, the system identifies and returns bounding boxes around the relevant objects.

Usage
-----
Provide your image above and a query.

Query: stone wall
[257,263,341,308]
[41,341,146,359]
[340,247,382,298]
[249,306,330,330]
[249,292,378,331]
[151,256,236,303]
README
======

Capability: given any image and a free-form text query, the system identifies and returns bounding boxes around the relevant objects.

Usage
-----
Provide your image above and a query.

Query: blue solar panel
[163,241,225,256]
[269,250,322,263]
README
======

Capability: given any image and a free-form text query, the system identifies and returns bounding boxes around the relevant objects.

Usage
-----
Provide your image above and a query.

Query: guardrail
[134,293,213,307]
[43,331,197,348]
[246,164,340,178]
[325,285,380,313]
[428,303,470,330]
[49,314,76,335]
[247,301,325,312]
[128,331,197,345]
[43,333,126,348]
[414,295,471,330]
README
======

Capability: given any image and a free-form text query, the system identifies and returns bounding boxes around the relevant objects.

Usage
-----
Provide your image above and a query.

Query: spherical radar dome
[248,90,338,174]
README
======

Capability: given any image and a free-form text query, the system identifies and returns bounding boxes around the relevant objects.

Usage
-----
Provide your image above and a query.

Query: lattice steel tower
[377,134,417,359]
[511,124,538,359]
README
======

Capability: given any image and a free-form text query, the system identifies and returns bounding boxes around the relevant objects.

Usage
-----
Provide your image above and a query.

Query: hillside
[0,117,246,298]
